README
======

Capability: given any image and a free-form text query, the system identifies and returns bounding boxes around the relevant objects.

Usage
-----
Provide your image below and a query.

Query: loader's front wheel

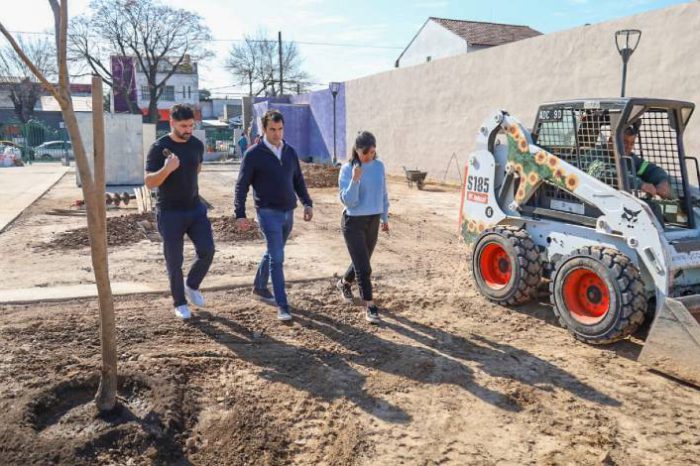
[472,226,542,305]
[550,247,646,344]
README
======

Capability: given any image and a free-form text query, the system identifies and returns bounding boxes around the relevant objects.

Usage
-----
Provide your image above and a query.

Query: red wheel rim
[562,268,610,324]
[479,242,512,289]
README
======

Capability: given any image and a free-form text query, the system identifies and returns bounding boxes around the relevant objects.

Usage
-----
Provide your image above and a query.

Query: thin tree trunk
[148,91,159,124]
[56,85,118,411]
[91,76,118,411]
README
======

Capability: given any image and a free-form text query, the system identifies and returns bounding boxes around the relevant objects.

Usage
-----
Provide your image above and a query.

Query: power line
[7,30,403,50]
[211,38,403,50]
[203,79,327,91]
[7,30,53,36]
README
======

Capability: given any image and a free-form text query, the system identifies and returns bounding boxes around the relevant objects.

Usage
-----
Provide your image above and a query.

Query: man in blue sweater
[234,110,313,321]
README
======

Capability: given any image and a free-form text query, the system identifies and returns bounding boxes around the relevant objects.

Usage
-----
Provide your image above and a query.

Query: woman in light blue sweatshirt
[336,131,390,324]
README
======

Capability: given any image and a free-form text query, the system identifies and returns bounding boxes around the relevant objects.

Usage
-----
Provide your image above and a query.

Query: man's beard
[175,129,192,140]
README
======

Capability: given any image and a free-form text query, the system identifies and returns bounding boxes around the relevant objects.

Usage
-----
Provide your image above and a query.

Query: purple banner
[111,56,137,113]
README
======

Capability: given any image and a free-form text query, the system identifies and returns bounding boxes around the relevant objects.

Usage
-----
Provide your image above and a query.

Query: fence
[156,126,239,162]
[0,119,70,163]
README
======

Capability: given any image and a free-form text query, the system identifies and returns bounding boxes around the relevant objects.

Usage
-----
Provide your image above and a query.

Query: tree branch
[0,21,62,103]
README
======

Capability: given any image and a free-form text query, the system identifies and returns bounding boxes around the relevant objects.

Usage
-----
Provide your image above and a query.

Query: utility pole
[329,82,340,165]
[278,31,284,96]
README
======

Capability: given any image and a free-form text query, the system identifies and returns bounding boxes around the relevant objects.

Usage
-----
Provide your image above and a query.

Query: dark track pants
[341,213,380,301]
[157,202,215,307]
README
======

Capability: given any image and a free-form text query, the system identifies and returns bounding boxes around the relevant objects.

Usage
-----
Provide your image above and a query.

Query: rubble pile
[301,162,340,188]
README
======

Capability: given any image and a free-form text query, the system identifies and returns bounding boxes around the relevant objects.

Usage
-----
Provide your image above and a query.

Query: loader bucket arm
[638,296,700,387]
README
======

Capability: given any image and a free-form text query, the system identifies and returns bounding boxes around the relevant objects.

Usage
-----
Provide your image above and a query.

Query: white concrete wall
[76,113,144,186]
[213,98,242,117]
[200,100,214,119]
[142,123,156,166]
[399,20,467,68]
[347,3,700,183]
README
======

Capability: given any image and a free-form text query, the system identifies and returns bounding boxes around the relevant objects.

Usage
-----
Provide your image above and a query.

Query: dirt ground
[1,166,700,465]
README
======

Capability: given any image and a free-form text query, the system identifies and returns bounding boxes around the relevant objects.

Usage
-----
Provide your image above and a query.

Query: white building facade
[396,18,541,68]
[135,57,199,121]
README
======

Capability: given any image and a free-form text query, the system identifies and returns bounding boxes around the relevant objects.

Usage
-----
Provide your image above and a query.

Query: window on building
[182,86,186,98]
[426,56,432,62]
[188,86,191,98]
[161,86,175,101]
[141,85,150,99]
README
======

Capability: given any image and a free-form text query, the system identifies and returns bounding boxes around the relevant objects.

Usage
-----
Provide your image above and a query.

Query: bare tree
[0,0,118,412]
[0,37,56,122]
[226,35,259,97]
[68,16,140,115]
[226,30,312,97]
[69,0,212,122]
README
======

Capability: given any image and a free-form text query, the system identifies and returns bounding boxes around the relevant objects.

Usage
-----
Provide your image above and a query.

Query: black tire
[550,246,646,345]
[472,225,542,305]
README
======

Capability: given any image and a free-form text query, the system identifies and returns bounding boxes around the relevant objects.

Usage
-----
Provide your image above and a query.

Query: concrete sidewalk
[0,274,330,305]
[0,164,70,233]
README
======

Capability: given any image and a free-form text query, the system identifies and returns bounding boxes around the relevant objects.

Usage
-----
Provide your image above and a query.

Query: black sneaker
[336,279,354,303]
[365,305,380,324]
[252,288,276,305]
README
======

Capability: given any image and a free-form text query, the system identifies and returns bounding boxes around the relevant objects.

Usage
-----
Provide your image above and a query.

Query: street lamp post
[329,82,341,165]
[615,29,641,98]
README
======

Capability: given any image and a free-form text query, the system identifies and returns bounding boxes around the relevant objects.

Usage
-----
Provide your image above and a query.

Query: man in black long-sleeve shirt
[234,109,313,321]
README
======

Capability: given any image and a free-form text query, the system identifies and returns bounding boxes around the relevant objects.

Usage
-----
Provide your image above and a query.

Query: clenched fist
[163,149,180,173]
[352,164,362,182]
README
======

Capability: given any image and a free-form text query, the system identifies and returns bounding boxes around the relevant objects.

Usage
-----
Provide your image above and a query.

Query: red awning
[140,108,202,122]
[140,108,170,122]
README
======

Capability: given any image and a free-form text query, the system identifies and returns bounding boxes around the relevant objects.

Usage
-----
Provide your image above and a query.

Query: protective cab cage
[514,98,696,230]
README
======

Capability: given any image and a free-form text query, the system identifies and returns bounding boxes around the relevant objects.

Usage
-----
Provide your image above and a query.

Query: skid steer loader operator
[622,122,673,199]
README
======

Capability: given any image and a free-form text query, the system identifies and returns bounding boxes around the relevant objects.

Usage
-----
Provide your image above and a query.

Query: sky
[0,0,691,97]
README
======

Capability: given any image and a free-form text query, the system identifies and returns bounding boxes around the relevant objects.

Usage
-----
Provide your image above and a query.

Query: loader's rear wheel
[472,226,542,305]
[550,247,646,344]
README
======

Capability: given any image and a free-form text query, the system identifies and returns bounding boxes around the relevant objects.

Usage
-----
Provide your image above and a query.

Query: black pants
[341,213,380,301]
[156,202,215,307]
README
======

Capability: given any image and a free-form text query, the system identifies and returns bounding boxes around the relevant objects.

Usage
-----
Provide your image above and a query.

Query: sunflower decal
[467,219,477,233]
[517,138,529,153]
[554,167,566,180]
[565,173,580,191]
[546,155,560,169]
[527,172,540,186]
[515,186,526,201]
[514,163,524,176]
[508,125,520,137]
[477,220,486,233]
[535,151,547,164]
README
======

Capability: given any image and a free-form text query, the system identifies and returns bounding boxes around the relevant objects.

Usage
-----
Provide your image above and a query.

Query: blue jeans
[156,201,215,307]
[254,208,294,308]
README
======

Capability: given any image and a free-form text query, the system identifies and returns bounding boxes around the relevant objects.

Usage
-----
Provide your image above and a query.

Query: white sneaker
[277,306,293,322]
[174,304,192,320]
[184,280,206,307]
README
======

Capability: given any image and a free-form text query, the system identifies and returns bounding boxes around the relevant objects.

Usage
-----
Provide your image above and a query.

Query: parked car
[0,140,35,160]
[0,145,23,167]
[34,141,73,161]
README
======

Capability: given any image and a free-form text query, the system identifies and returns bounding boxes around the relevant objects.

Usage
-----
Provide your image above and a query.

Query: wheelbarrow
[403,166,428,190]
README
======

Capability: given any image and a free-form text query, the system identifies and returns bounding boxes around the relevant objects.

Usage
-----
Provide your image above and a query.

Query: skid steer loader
[460,98,700,386]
